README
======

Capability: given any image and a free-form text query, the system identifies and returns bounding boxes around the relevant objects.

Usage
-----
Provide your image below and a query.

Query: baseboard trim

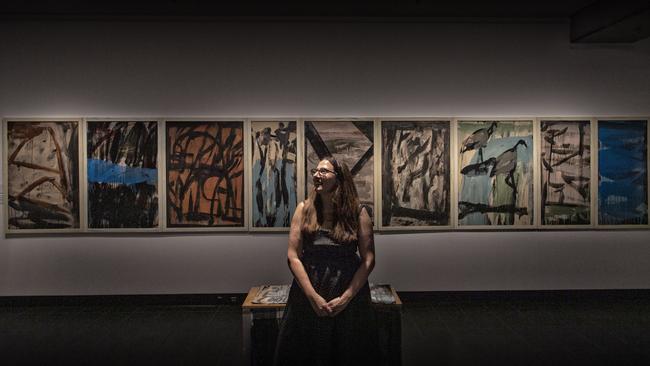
[1,288,648,307]
[0,293,247,307]
[398,288,650,302]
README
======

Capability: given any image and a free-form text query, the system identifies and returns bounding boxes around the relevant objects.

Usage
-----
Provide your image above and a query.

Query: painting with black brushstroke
[304,121,374,216]
[166,121,245,228]
[251,121,297,228]
[458,120,534,226]
[381,121,450,227]
[6,120,80,230]
[86,121,159,229]
[540,120,591,225]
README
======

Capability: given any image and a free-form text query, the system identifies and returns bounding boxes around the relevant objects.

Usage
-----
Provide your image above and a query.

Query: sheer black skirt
[273,245,379,366]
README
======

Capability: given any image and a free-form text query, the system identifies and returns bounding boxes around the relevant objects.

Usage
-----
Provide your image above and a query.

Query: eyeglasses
[311,168,337,176]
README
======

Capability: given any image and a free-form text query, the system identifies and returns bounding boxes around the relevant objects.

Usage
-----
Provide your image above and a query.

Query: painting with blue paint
[598,120,648,225]
[458,120,534,226]
[86,121,159,228]
[251,121,297,228]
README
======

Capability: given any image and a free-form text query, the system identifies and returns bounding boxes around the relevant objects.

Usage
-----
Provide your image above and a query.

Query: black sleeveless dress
[273,229,379,366]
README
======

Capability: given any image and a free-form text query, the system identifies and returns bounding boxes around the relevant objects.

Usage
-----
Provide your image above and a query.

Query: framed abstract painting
[250,120,298,231]
[165,120,246,231]
[303,120,375,225]
[457,119,535,228]
[380,119,451,230]
[4,119,81,233]
[597,119,648,227]
[85,120,161,230]
[539,119,593,227]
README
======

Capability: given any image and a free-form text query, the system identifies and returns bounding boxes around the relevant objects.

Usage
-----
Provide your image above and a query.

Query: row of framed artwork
[3,117,648,234]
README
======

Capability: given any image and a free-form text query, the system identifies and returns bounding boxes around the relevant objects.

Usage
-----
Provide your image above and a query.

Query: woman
[273,156,379,366]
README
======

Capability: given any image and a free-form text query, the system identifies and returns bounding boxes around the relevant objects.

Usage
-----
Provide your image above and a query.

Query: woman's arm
[287,202,332,317]
[327,206,375,316]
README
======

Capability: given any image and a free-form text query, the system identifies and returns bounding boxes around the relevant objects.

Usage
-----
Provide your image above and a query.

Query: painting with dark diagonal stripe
[382,121,450,227]
[166,121,245,228]
[251,121,297,228]
[6,120,80,230]
[541,120,591,225]
[304,121,374,216]
[87,121,159,229]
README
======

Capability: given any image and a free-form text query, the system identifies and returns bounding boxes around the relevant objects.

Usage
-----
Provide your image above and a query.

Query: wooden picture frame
[594,117,650,229]
[83,118,164,233]
[454,117,537,230]
[162,119,249,232]
[378,118,453,231]
[537,117,596,230]
[302,118,378,229]
[3,118,83,234]
[248,119,301,232]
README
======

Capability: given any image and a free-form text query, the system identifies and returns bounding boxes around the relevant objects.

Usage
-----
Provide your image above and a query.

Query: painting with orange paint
[6,121,80,230]
[166,121,245,228]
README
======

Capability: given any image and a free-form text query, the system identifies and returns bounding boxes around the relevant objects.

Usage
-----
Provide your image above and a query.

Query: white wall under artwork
[1,19,649,295]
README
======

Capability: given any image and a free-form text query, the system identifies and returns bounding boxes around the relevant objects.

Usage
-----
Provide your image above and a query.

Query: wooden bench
[242,285,402,366]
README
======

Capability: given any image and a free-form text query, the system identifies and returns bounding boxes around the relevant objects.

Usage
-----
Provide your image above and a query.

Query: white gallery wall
[1,19,649,295]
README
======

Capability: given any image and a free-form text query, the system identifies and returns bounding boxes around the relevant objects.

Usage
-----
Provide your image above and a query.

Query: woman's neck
[318,192,334,210]
[318,193,335,227]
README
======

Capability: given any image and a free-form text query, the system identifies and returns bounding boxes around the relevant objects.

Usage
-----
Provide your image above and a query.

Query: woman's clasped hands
[307,292,351,317]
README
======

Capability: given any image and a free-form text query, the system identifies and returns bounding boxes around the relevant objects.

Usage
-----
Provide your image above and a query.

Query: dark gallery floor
[1,291,649,366]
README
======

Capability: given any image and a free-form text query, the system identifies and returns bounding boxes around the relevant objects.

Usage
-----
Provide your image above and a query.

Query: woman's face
[313,160,338,194]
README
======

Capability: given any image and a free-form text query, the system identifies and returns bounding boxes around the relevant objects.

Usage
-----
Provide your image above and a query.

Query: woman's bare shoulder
[297,200,307,211]
[358,204,371,218]
[358,205,372,226]
[292,201,307,218]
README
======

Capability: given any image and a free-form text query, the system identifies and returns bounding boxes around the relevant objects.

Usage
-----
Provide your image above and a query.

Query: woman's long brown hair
[301,156,360,244]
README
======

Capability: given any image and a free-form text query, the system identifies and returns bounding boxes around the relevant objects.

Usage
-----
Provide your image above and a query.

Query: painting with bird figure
[5,120,80,230]
[251,121,297,228]
[166,121,245,228]
[598,120,648,225]
[87,121,159,229]
[540,120,591,225]
[381,120,450,227]
[304,120,374,217]
[458,120,534,226]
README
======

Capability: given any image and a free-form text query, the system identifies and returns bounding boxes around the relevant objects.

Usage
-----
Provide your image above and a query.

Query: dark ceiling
[0,1,599,19]
[1,1,649,43]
